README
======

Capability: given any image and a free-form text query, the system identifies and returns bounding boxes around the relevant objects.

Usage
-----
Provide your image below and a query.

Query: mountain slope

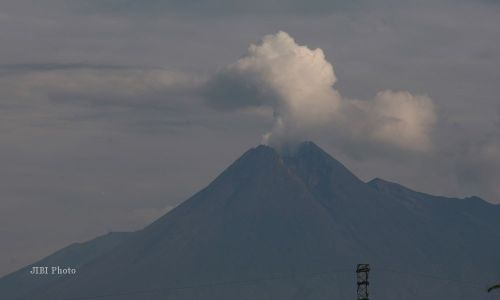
[0,232,131,299]
[1,142,499,300]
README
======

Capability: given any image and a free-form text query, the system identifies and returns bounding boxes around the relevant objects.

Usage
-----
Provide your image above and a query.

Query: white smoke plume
[204,31,436,152]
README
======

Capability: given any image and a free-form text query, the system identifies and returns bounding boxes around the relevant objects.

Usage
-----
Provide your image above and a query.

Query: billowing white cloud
[204,31,437,152]
[205,31,341,146]
[347,90,436,152]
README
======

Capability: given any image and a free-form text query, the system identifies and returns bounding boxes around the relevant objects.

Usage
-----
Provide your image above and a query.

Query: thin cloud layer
[0,66,201,109]
[204,31,436,152]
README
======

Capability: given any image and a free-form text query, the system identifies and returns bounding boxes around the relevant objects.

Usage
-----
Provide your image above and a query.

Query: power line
[377,267,490,289]
[59,265,496,300]
[62,268,352,300]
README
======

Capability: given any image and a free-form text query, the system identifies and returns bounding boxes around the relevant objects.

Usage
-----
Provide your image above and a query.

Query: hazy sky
[1,0,499,276]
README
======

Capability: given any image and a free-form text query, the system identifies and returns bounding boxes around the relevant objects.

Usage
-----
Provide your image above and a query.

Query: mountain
[1,141,499,300]
[0,232,131,299]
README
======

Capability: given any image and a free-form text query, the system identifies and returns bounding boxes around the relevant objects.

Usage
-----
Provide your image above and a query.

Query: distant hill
[1,141,499,299]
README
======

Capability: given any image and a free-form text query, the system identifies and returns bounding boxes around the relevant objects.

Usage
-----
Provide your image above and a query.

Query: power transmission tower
[356,264,370,300]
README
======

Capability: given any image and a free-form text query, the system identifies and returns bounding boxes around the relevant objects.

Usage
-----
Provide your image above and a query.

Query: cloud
[204,31,436,152]
[0,65,201,109]
[205,31,341,146]
[346,90,436,152]
[78,0,357,16]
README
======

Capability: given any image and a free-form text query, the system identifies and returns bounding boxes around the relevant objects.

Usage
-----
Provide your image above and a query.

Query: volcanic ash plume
[204,31,436,152]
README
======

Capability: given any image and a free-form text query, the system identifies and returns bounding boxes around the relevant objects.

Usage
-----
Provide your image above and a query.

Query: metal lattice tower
[356,264,370,300]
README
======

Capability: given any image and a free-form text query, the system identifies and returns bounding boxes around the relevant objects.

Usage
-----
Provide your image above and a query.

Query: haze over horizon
[1,0,500,277]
